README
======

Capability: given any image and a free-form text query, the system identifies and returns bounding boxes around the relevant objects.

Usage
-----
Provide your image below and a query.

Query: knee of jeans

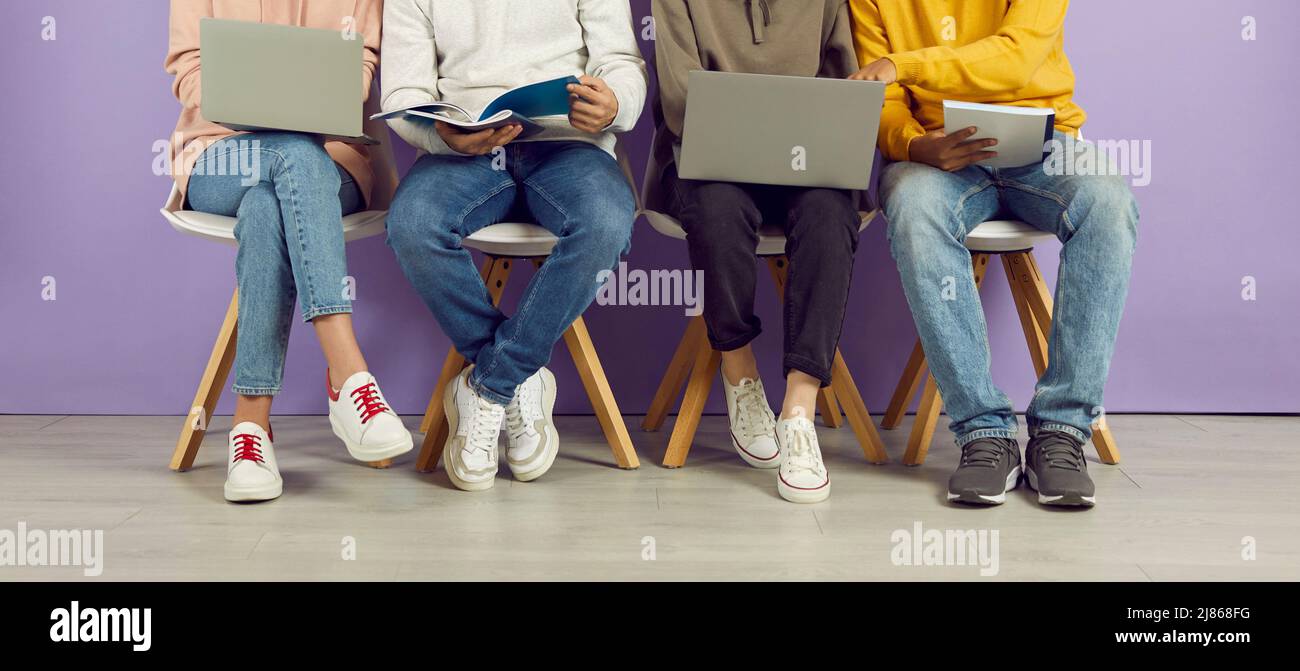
[1068,175,1139,251]
[882,168,961,250]
[789,190,860,248]
[260,135,338,185]
[574,211,633,263]
[233,183,284,244]
[885,205,959,265]
[385,195,457,256]
[680,183,759,241]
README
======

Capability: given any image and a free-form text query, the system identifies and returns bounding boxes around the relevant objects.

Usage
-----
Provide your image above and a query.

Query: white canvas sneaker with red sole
[327,371,413,463]
[224,422,282,503]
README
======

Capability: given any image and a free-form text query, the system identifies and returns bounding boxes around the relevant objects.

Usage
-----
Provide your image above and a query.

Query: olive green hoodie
[647,0,860,209]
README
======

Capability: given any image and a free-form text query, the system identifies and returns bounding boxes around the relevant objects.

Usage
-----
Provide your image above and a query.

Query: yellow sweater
[849,0,1085,162]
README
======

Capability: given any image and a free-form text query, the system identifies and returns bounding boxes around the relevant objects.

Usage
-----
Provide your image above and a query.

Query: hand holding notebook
[942,100,1057,169]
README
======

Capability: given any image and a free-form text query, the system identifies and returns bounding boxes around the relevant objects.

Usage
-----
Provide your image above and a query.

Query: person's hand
[848,57,898,85]
[908,127,999,172]
[567,76,620,133]
[435,121,523,155]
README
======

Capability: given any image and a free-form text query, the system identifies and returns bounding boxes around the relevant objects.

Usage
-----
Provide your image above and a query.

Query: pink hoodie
[164,0,382,204]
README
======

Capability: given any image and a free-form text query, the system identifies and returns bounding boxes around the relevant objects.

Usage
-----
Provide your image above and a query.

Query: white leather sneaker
[224,422,282,503]
[443,367,505,491]
[776,409,830,504]
[328,371,413,463]
[504,367,559,482]
[722,375,780,469]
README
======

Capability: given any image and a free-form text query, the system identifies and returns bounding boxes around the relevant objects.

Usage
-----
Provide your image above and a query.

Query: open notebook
[372,76,579,140]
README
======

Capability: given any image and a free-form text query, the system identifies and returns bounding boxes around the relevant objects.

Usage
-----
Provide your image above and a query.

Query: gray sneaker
[1025,430,1096,507]
[947,437,1022,505]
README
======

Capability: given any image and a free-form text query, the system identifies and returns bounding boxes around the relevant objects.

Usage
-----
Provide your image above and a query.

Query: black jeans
[661,165,861,387]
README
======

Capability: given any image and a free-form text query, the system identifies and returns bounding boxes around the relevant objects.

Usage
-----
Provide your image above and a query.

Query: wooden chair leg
[641,315,707,432]
[883,339,927,429]
[417,349,465,437]
[415,256,514,473]
[413,347,464,473]
[171,288,240,471]
[899,253,990,465]
[1004,252,1053,346]
[662,338,721,468]
[829,349,888,464]
[1003,253,1050,377]
[1091,414,1122,465]
[816,387,844,428]
[563,315,640,469]
[902,375,943,466]
[1016,253,1122,464]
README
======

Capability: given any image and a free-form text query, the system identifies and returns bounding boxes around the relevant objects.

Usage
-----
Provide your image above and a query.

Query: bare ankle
[328,364,367,390]
[720,348,760,385]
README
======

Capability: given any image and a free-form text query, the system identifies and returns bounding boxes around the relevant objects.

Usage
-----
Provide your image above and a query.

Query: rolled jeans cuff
[710,327,762,353]
[1031,421,1090,444]
[302,304,352,323]
[955,428,1020,448]
[232,385,281,397]
[783,353,833,389]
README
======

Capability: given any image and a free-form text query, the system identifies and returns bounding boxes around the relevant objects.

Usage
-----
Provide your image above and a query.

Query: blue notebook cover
[481,75,580,120]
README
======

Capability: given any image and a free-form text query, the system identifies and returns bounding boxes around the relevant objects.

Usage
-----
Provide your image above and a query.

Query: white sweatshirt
[381,0,648,156]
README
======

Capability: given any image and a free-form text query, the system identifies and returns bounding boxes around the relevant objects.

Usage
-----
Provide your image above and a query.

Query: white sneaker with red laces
[328,371,414,463]
[224,422,282,502]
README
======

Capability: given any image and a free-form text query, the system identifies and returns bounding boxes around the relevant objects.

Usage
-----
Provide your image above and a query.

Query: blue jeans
[187,132,363,396]
[386,141,635,405]
[881,132,1139,446]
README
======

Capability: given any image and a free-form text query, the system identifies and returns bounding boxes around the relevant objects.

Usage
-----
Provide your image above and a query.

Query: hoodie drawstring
[747,0,771,44]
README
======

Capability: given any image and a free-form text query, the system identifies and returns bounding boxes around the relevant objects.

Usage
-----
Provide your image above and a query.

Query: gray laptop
[199,19,374,144]
[679,72,885,190]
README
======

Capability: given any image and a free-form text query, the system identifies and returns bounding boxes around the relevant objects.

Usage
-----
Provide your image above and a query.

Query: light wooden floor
[1,413,1296,581]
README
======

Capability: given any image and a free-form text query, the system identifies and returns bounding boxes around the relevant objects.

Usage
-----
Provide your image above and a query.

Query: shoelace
[466,399,501,464]
[232,434,264,464]
[960,439,1013,469]
[734,380,775,439]
[350,383,389,424]
[504,382,537,440]
[782,422,823,475]
[1037,433,1085,472]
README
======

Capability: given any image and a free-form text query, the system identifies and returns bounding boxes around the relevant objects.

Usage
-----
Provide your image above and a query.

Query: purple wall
[3,0,1298,416]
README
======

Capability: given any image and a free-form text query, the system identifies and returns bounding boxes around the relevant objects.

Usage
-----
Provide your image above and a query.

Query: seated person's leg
[664,164,783,471]
[770,187,861,503]
[479,142,635,397]
[779,187,861,411]
[881,161,1014,440]
[187,132,410,501]
[385,151,519,491]
[456,142,634,483]
[881,160,1024,506]
[997,135,1139,506]
[386,153,518,372]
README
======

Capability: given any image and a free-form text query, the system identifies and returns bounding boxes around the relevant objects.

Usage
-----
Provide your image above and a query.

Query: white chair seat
[965,220,1054,253]
[462,222,560,258]
[162,203,388,247]
[642,209,878,257]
